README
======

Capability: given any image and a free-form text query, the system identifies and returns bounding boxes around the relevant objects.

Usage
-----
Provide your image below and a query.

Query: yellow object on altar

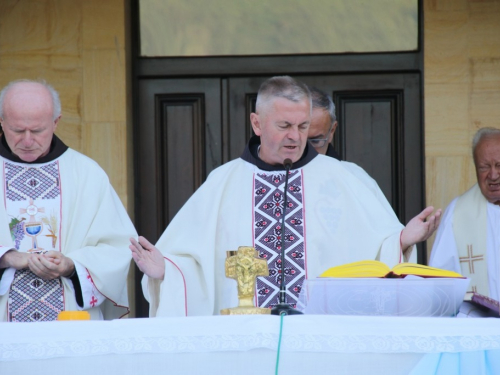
[57,311,91,320]
[320,260,464,279]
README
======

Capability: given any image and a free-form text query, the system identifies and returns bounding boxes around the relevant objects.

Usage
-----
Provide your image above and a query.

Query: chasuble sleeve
[143,161,244,317]
[59,150,136,319]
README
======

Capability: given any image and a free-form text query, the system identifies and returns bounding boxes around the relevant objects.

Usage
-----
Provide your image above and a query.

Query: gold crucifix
[220,246,271,315]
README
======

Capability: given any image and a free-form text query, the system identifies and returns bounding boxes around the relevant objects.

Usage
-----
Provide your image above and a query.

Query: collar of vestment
[0,134,68,164]
[240,135,318,171]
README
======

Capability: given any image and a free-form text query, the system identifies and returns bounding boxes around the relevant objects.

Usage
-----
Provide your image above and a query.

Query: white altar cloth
[298,278,470,317]
[2,315,500,375]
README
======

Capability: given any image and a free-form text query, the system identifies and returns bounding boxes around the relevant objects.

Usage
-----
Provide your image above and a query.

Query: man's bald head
[0,80,61,121]
[0,80,61,162]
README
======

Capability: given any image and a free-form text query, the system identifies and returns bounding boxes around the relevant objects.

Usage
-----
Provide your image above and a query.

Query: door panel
[335,90,405,218]
[136,78,221,242]
[157,94,205,224]
[344,99,395,203]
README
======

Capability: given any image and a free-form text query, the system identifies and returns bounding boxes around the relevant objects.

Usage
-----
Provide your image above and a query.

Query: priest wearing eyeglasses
[307,87,340,160]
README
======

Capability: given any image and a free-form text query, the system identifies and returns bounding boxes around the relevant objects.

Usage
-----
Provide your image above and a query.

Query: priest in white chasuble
[131,76,440,317]
[431,128,500,300]
[0,80,136,321]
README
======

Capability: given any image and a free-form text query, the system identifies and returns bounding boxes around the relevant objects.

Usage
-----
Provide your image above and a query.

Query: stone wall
[0,0,131,209]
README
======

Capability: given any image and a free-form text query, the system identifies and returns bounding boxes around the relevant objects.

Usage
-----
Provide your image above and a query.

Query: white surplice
[0,142,136,321]
[430,184,500,300]
[144,141,414,317]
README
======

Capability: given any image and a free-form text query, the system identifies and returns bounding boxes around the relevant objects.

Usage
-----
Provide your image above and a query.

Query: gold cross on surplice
[460,245,484,274]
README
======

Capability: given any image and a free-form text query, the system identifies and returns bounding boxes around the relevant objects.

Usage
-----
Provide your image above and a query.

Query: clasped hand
[1,250,75,280]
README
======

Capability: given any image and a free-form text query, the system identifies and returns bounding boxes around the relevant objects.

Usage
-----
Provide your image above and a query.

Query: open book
[320,260,464,278]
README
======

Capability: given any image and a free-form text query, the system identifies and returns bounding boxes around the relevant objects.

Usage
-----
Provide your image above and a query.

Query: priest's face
[308,107,337,155]
[474,135,500,204]
[0,82,60,162]
[250,97,311,165]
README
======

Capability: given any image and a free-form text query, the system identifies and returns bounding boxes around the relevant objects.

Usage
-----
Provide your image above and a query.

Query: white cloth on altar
[144,154,415,317]
[429,192,500,300]
[3,315,500,375]
[0,148,136,320]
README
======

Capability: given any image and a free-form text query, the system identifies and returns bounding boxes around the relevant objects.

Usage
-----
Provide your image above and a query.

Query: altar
[2,315,500,374]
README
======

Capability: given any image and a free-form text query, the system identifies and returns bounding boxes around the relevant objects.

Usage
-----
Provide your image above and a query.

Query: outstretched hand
[130,236,165,280]
[401,206,442,251]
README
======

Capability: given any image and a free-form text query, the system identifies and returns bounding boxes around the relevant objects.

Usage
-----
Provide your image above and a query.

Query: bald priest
[0,80,136,321]
[131,76,440,317]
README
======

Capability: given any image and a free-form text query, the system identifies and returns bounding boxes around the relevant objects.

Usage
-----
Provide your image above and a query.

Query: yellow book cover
[320,260,464,279]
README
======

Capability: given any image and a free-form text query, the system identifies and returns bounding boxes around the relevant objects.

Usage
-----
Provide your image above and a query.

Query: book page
[392,263,463,278]
[320,260,390,278]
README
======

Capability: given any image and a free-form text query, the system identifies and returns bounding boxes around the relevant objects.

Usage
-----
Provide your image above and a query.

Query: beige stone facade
[0,0,131,209]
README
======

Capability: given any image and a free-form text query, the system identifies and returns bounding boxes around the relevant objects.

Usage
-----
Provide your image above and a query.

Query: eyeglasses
[308,137,329,148]
[308,123,334,148]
